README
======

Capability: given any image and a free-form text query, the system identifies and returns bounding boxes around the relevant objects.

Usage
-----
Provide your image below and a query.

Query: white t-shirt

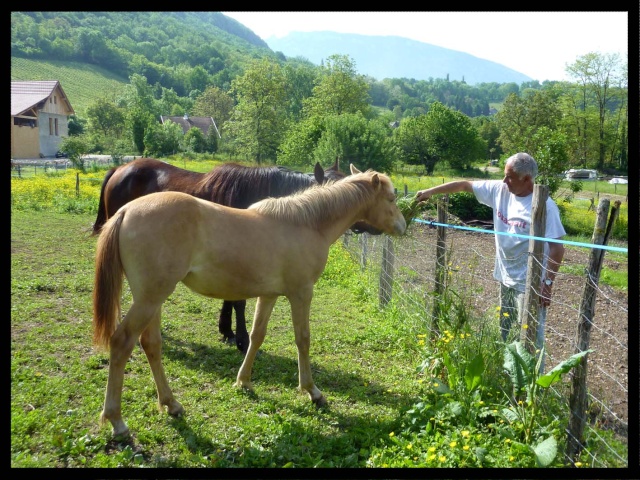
[472,180,566,292]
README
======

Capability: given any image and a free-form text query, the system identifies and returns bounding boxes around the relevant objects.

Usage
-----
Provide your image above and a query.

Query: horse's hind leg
[218,301,235,345]
[139,306,184,418]
[101,301,159,436]
[233,300,249,355]
[235,296,278,392]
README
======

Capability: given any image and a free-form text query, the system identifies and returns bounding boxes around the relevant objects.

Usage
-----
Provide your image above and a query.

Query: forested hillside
[11,12,628,175]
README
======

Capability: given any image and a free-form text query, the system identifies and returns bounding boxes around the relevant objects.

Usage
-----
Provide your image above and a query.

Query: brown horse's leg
[139,306,184,418]
[101,301,159,436]
[218,301,235,344]
[289,290,326,406]
[233,300,249,355]
[235,295,278,391]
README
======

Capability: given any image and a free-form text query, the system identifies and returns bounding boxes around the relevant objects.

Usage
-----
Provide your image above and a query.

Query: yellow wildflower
[449,441,457,448]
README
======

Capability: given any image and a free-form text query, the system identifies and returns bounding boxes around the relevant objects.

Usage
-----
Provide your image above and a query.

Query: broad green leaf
[464,353,485,392]
[536,349,594,388]
[503,342,534,391]
[533,435,557,467]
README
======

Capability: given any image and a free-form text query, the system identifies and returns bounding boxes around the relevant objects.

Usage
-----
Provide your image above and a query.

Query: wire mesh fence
[341,210,628,467]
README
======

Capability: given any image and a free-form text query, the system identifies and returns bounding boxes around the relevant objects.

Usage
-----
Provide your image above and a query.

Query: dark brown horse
[92,157,380,355]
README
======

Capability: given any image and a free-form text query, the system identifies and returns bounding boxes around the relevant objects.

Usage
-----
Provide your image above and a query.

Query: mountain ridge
[266,31,532,85]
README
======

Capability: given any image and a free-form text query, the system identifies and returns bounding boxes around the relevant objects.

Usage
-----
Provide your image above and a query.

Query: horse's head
[313,157,346,184]
[313,158,383,235]
[350,164,406,237]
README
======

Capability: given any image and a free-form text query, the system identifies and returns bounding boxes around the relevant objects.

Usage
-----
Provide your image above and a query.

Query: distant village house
[159,114,220,139]
[11,80,75,159]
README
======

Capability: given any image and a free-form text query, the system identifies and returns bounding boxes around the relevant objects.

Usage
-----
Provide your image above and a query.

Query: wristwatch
[543,278,553,286]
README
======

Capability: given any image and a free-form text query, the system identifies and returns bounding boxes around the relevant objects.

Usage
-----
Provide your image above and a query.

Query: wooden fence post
[76,173,80,197]
[379,236,394,307]
[520,184,548,354]
[430,195,448,339]
[566,199,620,463]
[359,232,368,269]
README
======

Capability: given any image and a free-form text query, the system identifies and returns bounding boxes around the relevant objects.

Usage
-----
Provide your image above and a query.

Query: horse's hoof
[166,399,185,417]
[313,395,328,408]
[224,335,236,346]
[235,379,253,392]
[111,421,130,438]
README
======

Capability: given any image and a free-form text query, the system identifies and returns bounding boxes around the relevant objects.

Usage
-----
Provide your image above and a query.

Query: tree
[313,113,394,173]
[566,52,624,170]
[494,90,562,156]
[192,86,234,133]
[86,98,126,138]
[143,120,183,157]
[527,126,570,197]
[282,61,318,122]
[302,54,371,119]
[394,102,484,174]
[225,58,287,163]
[182,127,207,153]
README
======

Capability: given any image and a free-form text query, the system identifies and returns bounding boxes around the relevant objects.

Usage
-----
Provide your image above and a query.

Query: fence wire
[341,224,628,467]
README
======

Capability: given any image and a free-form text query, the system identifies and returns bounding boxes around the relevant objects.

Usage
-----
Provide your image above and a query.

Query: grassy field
[10,162,628,468]
[11,57,128,116]
[11,209,424,467]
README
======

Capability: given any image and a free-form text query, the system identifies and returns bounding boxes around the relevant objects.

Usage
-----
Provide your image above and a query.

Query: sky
[221,11,628,82]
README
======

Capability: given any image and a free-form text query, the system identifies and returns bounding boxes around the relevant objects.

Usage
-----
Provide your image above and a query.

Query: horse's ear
[371,173,380,188]
[350,164,361,175]
[314,162,324,183]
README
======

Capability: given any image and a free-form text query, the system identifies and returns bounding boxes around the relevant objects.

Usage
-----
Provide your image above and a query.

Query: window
[54,118,59,136]
[14,117,37,127]
[49,118,54,135]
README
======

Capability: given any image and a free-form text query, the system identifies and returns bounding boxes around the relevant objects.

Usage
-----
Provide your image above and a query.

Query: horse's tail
[92,167,117,236]
[92,210,125,350]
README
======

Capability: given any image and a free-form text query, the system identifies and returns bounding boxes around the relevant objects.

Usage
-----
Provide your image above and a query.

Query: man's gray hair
[506,152,538,179]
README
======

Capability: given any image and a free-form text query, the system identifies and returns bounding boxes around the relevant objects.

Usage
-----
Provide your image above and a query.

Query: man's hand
[415,189,432,203]
[539,281,552,307]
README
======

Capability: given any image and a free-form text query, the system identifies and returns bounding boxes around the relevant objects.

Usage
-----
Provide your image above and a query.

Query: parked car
[55,150,67,158]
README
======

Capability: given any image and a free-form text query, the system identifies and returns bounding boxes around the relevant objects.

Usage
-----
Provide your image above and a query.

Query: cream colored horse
[93,164,406,436]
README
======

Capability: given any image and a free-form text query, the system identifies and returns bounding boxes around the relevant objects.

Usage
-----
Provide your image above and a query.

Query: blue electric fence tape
[414,218,628,253]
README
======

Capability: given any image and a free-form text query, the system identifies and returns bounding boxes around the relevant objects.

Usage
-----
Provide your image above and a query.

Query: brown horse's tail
[92,167,117,236]
[92,210,126,350]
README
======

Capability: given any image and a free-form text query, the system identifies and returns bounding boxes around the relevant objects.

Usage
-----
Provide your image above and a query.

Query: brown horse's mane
[249,171,383,228]
[195,163,337,208]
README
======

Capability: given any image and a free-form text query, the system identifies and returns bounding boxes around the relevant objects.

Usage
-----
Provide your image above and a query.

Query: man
[415,152,565,371]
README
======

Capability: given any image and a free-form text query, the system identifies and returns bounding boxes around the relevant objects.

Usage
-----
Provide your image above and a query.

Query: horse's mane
[249,171,383,228]
[198,163,318,208]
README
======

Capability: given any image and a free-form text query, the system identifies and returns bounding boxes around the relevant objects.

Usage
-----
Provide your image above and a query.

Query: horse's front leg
[289,288,326,407]
[235,296,278,391]
[139,306,183,418]
[218,300,235,345]
[233,300,249,355]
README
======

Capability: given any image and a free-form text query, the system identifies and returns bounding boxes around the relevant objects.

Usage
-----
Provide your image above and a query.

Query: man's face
[503,163,532,197]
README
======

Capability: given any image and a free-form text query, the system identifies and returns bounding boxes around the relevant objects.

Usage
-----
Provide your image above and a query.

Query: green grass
[11,57,128,116]
[11,210,422,467]
[11,170,627,467]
